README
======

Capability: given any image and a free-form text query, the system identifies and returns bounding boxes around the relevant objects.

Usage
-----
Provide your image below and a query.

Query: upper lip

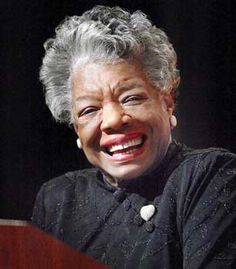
[101,132,144,148]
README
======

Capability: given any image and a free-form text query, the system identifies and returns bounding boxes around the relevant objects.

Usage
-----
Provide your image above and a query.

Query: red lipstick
[102,132,143,147]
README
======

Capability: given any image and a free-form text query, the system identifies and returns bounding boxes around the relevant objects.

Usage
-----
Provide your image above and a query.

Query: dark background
[1,0,236,220]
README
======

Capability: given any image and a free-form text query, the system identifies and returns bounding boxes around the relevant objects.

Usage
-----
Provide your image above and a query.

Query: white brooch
[140,204,156,221]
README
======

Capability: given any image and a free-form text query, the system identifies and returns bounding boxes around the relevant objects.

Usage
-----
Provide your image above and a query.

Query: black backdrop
[1,0,236,220]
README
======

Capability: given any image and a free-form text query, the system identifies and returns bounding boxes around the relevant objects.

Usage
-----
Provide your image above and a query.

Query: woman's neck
[101,140,182,200]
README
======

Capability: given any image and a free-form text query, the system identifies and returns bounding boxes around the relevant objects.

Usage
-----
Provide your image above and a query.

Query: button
[113,189,126,202]
[145,221,155,233]
[140,204,156,221]
[123,199,131,211]
[134,214,144,226]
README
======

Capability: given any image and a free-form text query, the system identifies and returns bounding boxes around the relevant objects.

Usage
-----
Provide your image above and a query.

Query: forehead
[71,60,152,98]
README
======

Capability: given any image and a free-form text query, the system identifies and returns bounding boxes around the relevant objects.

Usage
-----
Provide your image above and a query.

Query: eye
[79,106,99,117]
[122,95,145,105]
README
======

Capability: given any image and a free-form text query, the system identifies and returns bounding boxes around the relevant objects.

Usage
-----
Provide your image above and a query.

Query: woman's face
[72,60,173,182]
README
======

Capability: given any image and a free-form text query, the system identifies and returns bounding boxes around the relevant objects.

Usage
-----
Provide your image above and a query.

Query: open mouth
[105,135,146,156]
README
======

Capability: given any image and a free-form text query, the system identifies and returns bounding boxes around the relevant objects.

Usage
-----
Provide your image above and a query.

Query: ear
[73,123,79,136]
[73,123,83,149]
[161,92,175,115]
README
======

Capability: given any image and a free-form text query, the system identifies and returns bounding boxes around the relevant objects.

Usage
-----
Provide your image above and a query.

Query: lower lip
[106,144,145,162]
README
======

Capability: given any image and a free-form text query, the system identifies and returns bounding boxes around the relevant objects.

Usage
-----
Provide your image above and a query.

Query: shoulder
[36,168,101,207]
[181,145,236,166]
[169,145,236,224]
[165,145,236,214]
[41,167,99,193]
[31,167,101,228]
[185,147,236,188]
[173,147,236,268]
[174,146,236,181]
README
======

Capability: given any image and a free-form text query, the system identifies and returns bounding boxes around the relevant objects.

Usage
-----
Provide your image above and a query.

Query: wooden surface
[0,220,108,269]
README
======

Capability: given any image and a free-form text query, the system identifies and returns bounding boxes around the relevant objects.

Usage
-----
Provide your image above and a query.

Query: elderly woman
[32,5,236,269]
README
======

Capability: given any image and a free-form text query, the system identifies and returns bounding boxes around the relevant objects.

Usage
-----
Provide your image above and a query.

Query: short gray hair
[40,5,180,124]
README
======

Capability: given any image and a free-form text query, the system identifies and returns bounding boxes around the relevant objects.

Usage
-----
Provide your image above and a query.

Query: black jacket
[32,142,236,268]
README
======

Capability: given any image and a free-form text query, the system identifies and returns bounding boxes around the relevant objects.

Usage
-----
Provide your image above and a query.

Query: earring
[76,138,82,149]
[170,115,177,128]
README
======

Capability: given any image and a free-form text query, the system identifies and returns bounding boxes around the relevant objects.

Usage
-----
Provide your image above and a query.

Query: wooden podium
[0,220,108,269]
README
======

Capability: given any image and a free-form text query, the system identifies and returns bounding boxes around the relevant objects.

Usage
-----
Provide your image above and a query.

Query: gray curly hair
[40,5,180,124]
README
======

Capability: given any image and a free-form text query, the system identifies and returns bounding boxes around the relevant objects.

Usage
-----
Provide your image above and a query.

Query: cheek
[127,103,156,120]
[146,110,171,136]
[140,108,169,126]
[77,115,102,146]
[127,105,169,132]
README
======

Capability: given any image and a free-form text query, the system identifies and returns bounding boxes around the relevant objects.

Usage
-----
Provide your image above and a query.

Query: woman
[32,5,236,268]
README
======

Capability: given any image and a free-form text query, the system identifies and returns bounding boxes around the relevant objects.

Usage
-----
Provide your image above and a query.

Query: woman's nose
[100,103,129,131]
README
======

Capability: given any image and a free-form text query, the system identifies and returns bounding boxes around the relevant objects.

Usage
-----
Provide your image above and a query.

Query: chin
[108,165,149,182]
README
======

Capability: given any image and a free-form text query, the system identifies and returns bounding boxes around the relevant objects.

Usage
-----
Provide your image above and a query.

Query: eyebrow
[115,81,144,92]
[74,95,101,105]
[75,82,144,103]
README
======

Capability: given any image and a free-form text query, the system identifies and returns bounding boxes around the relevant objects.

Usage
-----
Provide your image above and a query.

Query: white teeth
[113,148,137,157]
[108,137,143,153]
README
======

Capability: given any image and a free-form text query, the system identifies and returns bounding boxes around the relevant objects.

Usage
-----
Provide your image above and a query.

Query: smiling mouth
[105,136,146,156]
